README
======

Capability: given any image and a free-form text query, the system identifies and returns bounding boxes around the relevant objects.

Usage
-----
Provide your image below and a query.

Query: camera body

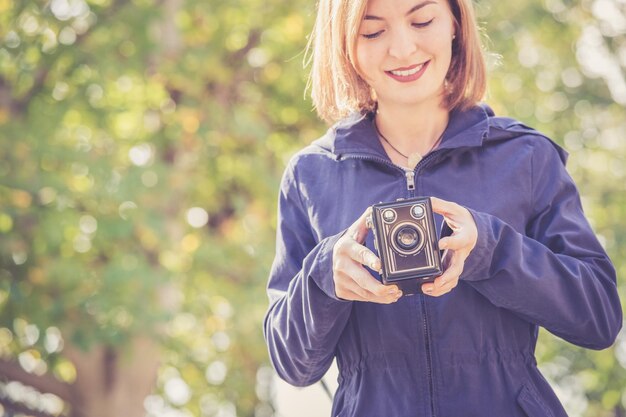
[367,197,442,295]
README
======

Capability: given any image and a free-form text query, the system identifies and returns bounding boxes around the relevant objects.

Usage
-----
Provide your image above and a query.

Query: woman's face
[355,0,456,110]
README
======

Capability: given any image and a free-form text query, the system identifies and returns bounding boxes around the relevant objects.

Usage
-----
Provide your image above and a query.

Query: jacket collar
[317,104,494,159]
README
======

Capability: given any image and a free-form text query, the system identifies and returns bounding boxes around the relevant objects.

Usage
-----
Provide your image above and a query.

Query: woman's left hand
[422,197,478,297]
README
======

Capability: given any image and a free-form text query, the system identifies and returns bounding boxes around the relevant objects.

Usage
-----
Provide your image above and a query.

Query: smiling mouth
[389,63,425,76]
[385,61,430,82]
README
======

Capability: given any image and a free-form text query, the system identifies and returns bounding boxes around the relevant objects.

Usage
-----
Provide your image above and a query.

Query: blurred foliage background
[0,0,624,416]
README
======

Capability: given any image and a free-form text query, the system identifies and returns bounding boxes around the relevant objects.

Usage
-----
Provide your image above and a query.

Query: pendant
[408,152,422,169]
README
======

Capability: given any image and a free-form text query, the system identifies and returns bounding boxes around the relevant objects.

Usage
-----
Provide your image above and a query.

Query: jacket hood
[312,103,568,164]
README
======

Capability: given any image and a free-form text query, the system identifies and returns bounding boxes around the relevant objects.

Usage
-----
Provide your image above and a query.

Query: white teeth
[390,64,424,77]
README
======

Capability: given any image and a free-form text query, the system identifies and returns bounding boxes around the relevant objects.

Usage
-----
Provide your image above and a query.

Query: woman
[264,0,622,415]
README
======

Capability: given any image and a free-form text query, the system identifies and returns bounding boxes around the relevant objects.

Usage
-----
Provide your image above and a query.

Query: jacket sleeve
[263,160,353,386]
[461,139,622,349]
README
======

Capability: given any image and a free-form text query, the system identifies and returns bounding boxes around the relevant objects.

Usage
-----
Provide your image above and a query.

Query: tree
[0,0,303,415]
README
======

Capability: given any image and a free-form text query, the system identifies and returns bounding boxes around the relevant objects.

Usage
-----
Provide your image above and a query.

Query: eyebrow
[364,1,436,20]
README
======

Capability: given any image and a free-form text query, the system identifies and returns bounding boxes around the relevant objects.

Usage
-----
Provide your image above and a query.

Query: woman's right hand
[332,208,403,303]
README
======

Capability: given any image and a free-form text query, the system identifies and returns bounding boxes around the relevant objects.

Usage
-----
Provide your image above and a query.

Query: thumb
[430,196,457,217]
[430,197,462,231]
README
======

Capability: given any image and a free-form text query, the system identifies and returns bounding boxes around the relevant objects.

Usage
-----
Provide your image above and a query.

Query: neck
[375,99,450,157]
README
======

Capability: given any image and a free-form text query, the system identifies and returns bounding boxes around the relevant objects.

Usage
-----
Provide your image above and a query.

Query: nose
[388,27,417,60]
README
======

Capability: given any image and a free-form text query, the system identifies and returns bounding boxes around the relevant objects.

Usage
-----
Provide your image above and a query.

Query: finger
[422,252,464,296]
[430,198,466,234]
[337,277,402,304]
[347,207,373,243]
[438,236,452,251]
[335,284,370,302]
[346,239,381,271]
[347,287,401,304]
[438,233,472,251]
[437,250,465,285]
[422,275,456,297]
[429,197,460,218]
[335,276,376,301]
[342,261,401,298]
[423,283,454,297]
[443,215,463,232]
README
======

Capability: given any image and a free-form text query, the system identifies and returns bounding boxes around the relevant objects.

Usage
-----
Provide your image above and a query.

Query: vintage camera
[366,197,443,295]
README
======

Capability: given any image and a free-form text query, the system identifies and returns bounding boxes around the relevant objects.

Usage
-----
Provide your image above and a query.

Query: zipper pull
[405,170,415,191]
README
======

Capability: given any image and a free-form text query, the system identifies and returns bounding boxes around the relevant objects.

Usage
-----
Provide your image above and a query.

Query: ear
[451,19,460,40]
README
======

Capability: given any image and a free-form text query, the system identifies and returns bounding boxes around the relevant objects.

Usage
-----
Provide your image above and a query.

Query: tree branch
[0,358,72,402]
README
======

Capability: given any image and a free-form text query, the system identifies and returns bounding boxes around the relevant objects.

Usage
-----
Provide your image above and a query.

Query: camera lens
[395,225,422,251]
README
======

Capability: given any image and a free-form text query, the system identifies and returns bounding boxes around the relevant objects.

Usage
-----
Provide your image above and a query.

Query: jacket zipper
[414,154,439,417]
[421,296,436,417]
[340,152,440,196]
[405,170,416,195]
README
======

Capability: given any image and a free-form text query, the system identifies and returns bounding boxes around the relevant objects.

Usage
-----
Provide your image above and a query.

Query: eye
[362,30,384,39]
[412,18,434,28]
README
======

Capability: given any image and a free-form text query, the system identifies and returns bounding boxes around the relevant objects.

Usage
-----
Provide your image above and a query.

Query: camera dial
[382,209,397,223]
[411,205,425,219]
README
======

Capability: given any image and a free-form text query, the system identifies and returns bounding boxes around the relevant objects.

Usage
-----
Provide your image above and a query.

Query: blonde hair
[306,0,487,125]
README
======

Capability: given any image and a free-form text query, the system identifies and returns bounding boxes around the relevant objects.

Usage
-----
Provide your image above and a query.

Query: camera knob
[411,204,425,219]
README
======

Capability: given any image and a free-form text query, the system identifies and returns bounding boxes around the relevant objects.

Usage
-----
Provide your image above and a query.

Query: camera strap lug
[404,170,415,191]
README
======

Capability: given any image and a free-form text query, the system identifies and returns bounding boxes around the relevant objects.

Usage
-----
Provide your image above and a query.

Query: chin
[386,92,443,109]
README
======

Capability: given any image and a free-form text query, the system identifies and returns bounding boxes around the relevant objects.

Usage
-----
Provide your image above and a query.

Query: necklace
[373,118,444,169]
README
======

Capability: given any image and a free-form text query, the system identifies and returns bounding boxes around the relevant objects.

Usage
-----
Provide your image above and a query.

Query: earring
[370,87,378,102]
[452,34,456,40]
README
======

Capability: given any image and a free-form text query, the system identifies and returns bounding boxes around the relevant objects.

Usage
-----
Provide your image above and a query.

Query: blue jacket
[264,105,622,417]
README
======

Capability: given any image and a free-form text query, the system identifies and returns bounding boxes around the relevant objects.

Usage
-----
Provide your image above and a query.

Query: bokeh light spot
[186,207,209,228]
[205,360,227,385]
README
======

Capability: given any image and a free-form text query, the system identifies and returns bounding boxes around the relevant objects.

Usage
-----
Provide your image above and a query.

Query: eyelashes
[412,18,434,29]
[361,18,435,40]
[363,31,384,40]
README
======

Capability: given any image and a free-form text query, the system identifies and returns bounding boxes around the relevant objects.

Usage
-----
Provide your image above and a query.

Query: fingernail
[424,287,433,295]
